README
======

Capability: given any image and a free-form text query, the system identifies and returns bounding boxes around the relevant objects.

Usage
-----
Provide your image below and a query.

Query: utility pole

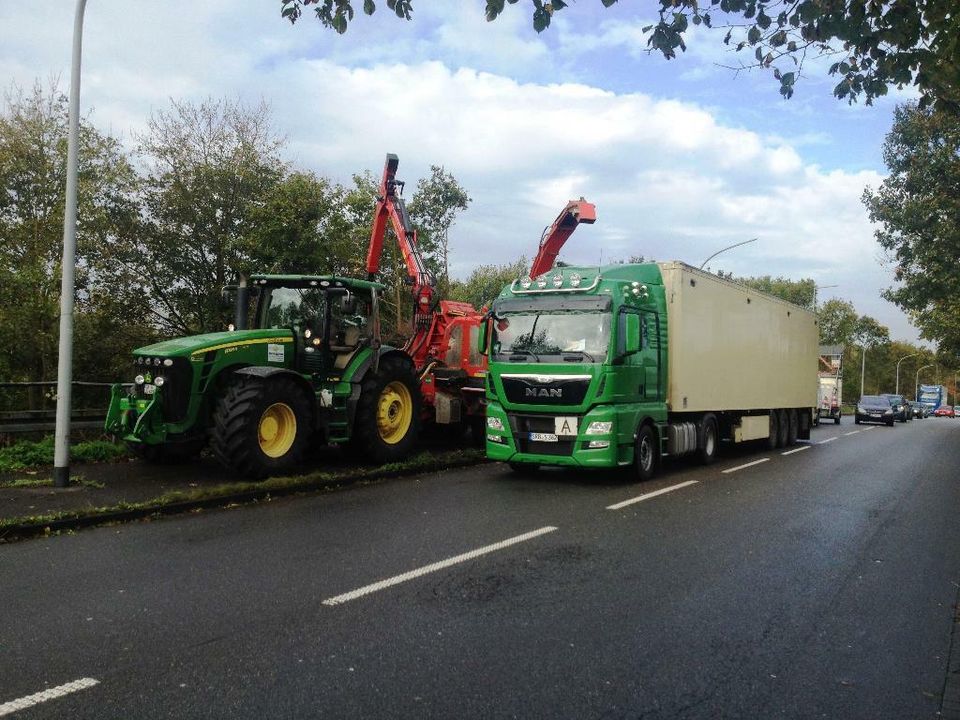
[53,0,89,488]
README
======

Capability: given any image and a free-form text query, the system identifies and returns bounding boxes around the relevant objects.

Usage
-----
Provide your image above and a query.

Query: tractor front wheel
[211,375,312,479]
[351,356,421,464]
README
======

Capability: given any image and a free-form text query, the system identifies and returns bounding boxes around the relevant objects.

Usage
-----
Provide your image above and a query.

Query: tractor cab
[248,274,382,376]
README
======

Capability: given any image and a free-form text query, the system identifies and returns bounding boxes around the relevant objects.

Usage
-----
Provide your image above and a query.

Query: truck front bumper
[484,402,625,468]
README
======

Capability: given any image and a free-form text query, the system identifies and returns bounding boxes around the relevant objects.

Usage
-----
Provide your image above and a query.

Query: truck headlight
[487,416,505,431]
[586,421,613,435]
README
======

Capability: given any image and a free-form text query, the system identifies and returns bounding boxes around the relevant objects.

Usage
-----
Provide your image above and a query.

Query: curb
[0,454,486,543]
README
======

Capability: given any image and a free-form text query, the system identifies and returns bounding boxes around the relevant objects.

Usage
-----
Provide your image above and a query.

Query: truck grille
[508,413,578,457]
[500,375,591,406]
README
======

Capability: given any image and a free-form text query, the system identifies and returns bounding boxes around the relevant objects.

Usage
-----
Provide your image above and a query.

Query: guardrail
[0,381,128,434]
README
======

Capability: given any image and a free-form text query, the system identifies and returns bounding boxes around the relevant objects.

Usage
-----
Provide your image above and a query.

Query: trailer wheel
[211,375,312,479]
[351,354,421,464]
[697,414,718,465]
[766,411,779,450]
[776,409,789,448]
[635,425,658,481]
[786,409,799,446]
[834,411,841,425]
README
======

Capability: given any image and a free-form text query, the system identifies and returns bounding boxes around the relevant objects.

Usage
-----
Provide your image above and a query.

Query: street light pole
[53,0,89,488]
[813,284,838,310]
[698,238,757,271]
[860,344,866,398]
[915,364,933,402]
[895,352,919,396]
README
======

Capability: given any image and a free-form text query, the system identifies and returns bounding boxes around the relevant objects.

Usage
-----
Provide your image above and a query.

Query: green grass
[0,474,104,490]
[0,436,129,472]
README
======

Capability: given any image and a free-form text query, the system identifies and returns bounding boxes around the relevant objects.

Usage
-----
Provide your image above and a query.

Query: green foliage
[279,0,959,111]
[407,165,472,294]
[0,436,128,472]
[448,257,529,310]
[728,274,816,309]
[864,103,960,357]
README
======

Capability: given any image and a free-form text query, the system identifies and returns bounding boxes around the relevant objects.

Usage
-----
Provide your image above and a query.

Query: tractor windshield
[263,286,326,329]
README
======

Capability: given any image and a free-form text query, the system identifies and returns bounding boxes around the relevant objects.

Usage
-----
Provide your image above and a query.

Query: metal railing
[0,381,127,434]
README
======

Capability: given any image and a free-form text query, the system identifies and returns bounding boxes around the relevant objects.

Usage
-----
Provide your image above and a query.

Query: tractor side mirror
[341,293,356,315]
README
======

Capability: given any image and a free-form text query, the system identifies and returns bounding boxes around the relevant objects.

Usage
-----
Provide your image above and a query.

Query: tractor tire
[128,435,205,465]
[211,375,312,479]
[351,355,421,464]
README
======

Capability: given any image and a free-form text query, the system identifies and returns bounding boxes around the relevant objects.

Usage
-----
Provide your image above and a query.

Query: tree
[407,165,471,296]
[0,82,142,406]
[864,103,960,357]
[817,298,858,345]
[107,98,287,336]
[448,257,529,310]
[280,0,960,112]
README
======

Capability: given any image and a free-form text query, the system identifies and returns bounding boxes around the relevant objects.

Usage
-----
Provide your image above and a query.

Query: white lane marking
[844,430,860,436]
[721,458,770,474]
[605,480,699,510]
[818,437,838,444]
[781,446,810,456]
[861,426,875,431]
[322,526,558,606]
[0,678,99,717]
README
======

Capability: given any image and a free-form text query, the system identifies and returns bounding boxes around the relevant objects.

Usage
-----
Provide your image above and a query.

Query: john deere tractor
[105,274,421,478]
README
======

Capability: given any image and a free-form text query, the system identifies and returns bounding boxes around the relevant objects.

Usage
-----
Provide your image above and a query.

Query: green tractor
[105,274,421,478]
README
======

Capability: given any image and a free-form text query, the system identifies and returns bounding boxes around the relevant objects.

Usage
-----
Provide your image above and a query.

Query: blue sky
[0,1,921,343]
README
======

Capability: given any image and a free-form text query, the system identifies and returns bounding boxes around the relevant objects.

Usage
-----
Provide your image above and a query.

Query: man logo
[526,387,562,399]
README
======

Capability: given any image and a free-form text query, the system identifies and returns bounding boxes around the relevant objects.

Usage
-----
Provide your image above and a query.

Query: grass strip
[0,448,486,542]
[0,436,128,472]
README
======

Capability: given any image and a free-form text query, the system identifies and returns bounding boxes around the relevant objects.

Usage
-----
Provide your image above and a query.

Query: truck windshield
[492,311,610,362]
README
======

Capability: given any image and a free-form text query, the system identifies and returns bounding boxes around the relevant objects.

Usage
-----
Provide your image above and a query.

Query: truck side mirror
[478,318,489,356]
[624,313,641,355]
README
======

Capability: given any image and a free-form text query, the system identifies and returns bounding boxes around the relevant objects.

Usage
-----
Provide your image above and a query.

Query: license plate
[143,384,156,395]
[869,413,880,417]
[530,432,558,442]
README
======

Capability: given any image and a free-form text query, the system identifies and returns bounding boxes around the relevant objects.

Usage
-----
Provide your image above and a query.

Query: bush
[0,436,128,472]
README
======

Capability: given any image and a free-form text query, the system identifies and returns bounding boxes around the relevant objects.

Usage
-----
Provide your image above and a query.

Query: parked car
[880,393,912,422]
[933,405,955,417]
[908,401,928,418]
[855,395,896,426]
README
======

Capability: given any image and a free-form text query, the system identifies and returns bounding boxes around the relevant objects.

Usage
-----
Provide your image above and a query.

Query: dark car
[855,395,896,426]
[880,393,912,422]
[908,401,928,419]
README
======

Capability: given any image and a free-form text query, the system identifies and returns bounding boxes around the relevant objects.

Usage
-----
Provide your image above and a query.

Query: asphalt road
[2,416,959,719]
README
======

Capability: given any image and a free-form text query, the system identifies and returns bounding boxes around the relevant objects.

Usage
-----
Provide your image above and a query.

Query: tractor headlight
[586,421,613,435]
[134,375,146,385]
[487,416,505,431]
[154,376,165,387]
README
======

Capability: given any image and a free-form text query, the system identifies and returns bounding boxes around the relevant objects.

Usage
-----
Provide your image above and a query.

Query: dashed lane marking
[844,430,860,436]
[606,480,699,510]
[818,437,838,444]
[0,678,99,717]
[322,526,558,606]
[721,458,771,474]
[782,446,810,456]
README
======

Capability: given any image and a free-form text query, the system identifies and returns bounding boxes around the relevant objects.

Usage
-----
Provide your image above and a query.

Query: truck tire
[697,414,718,465]
[351,355,421,464]
[211,375,312,479]
[786,409,799,446]
[776,409,789,448]
[834,412,841,425]
[635,424,658,481]
[508,461,540,475]
[766,411,779,450]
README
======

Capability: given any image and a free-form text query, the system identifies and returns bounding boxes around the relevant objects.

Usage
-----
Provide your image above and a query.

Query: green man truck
[481,262,819,479]
[105,274,421,479]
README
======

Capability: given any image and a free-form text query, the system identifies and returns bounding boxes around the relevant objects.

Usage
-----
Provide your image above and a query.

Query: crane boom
[528,198,596,279]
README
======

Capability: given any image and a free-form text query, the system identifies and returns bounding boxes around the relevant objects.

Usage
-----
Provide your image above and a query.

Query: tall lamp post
[53,0,89,488]
[860,344,867,398]
[699,238,758,270]
[813,284,838,310]
[915,364,933,402]
[895,353,919,396]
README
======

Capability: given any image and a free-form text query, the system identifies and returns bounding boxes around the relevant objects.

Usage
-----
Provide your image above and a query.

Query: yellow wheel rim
[377,381,413,445]
[259,402,297,458]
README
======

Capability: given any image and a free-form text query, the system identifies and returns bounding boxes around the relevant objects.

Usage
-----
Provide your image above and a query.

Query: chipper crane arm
[528,198,596,279]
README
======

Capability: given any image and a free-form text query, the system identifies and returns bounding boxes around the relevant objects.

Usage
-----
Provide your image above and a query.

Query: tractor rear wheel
[211,375,312,479]
[351,355,421,464]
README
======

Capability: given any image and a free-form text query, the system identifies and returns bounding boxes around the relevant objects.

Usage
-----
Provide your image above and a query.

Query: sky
[0,1,923,343]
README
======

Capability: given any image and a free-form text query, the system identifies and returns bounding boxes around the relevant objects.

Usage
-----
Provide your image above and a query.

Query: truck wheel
[635,424,658,481]
[786,409,799,446]
[776,409,789,448]
[351,355,421,464]
[211,375,312,479]
[834,412,841,425]
[508,461,540,475]
[766,411,779,450]
[697,414,718,465]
